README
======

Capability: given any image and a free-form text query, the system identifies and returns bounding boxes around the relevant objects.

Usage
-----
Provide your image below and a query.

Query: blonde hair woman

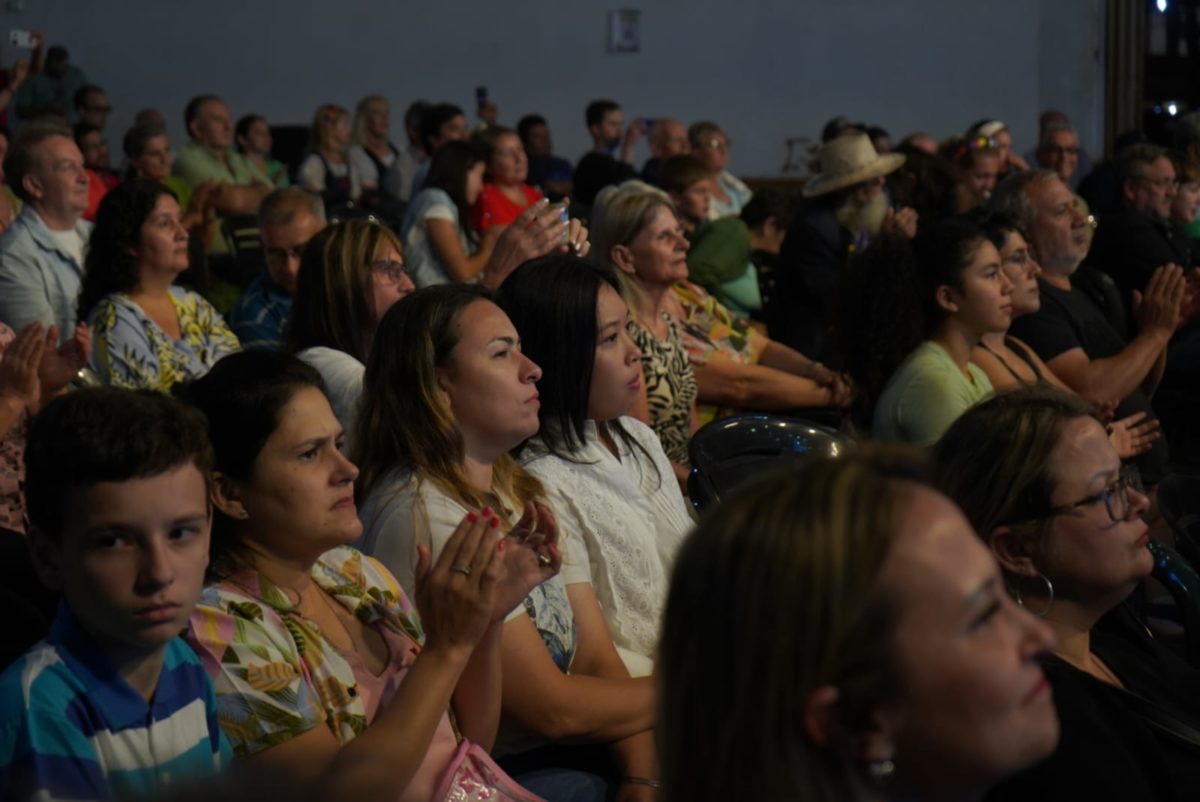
[298,103,361,209]
[660,450,1060,802]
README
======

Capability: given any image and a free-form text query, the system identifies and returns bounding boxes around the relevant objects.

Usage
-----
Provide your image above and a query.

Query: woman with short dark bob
[658,449,1058,802]
[80,179,239,391]
[354,285,657,800]
[182,350,553,802]
[933,387,1200,801]
[498,254,693,677]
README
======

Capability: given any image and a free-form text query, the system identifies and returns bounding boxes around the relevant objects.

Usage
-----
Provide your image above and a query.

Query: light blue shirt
[401,188,471,288]
[0,206,91,339]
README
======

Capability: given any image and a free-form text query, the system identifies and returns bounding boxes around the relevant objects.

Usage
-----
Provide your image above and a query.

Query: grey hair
[1115,143,1171,185]
[256,187,326,229]
[987,169,1060,238]
[1038,121,1078,150]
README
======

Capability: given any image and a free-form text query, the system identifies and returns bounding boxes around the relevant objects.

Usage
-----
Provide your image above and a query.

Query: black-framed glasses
[371,258,410,284]
[1044,472,1135,524]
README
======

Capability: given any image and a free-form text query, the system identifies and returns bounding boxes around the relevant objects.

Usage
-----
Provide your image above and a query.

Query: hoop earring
[1013,573,1054,618]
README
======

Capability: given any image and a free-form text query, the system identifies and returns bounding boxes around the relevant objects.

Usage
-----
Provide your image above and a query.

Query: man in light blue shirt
[0,122,91,339]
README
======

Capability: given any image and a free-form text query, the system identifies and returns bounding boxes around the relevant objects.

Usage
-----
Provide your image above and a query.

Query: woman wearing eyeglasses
[285,220,414,439]
[970,213,1161,460]
[687,121,750,219]
[934,386,1200,802]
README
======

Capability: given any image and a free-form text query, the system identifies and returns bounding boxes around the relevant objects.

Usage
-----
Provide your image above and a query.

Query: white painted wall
[0,0,1106,176]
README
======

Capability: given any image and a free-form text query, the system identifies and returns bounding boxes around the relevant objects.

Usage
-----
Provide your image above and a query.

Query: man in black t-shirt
[993,170,1185,483]
[573,99,643,207]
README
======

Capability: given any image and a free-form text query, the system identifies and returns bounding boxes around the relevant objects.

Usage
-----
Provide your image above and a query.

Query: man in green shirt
[172,94,271,254]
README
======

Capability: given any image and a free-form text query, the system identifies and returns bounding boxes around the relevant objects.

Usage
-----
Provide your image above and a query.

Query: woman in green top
[840,218,1014,445]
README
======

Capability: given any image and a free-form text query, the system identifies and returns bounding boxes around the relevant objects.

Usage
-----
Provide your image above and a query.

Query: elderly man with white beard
[771,131,917,362]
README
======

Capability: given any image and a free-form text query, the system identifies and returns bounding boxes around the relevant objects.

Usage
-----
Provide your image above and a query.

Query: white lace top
[521,417,694,677]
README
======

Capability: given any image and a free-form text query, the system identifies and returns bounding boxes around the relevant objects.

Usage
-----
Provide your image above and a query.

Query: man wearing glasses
[1086,144,1190,311]
[227,188,326,349]
[1036,121,1082,188]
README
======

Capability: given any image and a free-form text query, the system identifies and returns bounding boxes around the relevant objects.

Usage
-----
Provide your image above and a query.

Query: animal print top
[629,313,698,467]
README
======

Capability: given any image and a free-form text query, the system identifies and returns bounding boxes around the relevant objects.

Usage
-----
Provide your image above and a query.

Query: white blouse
[521,417,694,677]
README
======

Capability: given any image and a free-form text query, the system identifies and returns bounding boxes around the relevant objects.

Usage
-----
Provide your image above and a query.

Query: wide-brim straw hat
[803,132,906,198]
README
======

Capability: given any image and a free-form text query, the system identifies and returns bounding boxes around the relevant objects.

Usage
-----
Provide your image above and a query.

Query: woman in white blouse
[498,254,694,677]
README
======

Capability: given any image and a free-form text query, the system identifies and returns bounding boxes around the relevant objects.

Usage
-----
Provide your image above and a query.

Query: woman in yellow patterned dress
[79,179,239,391]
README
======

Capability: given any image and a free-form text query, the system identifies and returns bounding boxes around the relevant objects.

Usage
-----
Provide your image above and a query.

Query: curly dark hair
[78,179,176,322]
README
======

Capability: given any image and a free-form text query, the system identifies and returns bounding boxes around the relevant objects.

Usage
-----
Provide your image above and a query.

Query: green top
[872,340,994,446]
[685,217,751,289]
[172,141,269,254]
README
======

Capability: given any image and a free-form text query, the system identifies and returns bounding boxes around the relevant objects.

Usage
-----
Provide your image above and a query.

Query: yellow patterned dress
[88,286,240,391]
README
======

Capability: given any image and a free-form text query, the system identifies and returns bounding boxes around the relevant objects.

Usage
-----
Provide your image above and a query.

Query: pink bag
[435,739,548,802]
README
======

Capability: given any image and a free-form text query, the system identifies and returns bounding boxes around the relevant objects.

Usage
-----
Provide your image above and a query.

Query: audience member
[0,121,90,336]
[228,187,326,349]
[739,188,796,311]
[888,146,976,224]
[381,99,430,204]
[867,124,892,154]
[173,95,272,252]
[124,121,217,241]
[969,119,1029,177]
[72,121,113,220]
[590,183,698,474]
[233,113,288,188]
[285,219,413,436]
[1085,144,1189,308]
[950,134,1002,203]
[1171,152,1200,248]
[298,103,360,212]
[899,131,938,155]
[935,387,1200,802]
[991,170,1177,485]
[134,107,166,129]
[0,387,230,799]
[181,350,549,802]
[0,53,31,129]
[0,317,88,667]
[406,102,468,198]
[659,450,1059,802]
[640,117,690,186]
[573,99,641,207]
[499,255,693,677]
[15,44,85,121]
[0,126,17,233]
[73,84,110,131]
[658,154,758,316]
[348,94,398,199]
[969,213,1161,459]
[1035,121,1082,189]
[773,132,913,361]
[841,220,1012,444]
[688,120,751,218]
[471,125,544,231]
[80,179,239,390]
[354,285,657,801]
[518,113,572,202]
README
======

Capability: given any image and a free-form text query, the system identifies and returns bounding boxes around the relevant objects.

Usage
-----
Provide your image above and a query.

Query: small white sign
[608,9,640,54]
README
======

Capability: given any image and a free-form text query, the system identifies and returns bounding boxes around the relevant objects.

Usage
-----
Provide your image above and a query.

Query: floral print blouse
[88,286,240,391]
[0,324,29,534]
[673,281,756,425]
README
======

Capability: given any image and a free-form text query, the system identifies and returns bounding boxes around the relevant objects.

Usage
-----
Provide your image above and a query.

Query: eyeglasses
[371,258,410,284]
[1045,472,1135,524]
[699,138,730,152]
[265,246,305,265]
[1042,145,1080,156]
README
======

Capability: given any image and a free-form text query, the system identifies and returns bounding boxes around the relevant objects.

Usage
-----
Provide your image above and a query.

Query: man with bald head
[172,94,271,253]
[641,118,690,186]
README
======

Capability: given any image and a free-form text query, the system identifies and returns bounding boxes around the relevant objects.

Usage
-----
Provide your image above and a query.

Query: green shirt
[872,340,994,446]
[172,141,267,253]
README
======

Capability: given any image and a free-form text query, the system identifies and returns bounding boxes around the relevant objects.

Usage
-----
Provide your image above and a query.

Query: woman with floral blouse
[79,179,239,391]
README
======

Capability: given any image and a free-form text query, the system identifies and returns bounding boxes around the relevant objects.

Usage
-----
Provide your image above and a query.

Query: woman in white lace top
[499,255,694,677]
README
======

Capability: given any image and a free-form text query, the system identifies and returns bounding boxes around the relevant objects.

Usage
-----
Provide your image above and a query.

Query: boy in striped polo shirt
[0,387,231,801]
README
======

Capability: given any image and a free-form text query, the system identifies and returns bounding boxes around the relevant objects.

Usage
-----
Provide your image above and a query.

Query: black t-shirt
[1010,277,1168,483]
[986,603,1200,802]
[573,152,637,206]
[1085,208,1191,314]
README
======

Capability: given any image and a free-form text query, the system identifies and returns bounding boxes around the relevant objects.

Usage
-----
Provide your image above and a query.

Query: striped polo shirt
[0,606,231,801]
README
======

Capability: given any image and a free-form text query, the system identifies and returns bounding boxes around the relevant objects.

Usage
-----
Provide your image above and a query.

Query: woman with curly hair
[79,179,239,391]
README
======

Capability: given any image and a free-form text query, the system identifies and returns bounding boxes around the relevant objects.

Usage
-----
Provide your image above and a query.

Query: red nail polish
[490,517,500,529]
[482,506,493,517]
[467,512,478,523]
[498,540,506,552]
